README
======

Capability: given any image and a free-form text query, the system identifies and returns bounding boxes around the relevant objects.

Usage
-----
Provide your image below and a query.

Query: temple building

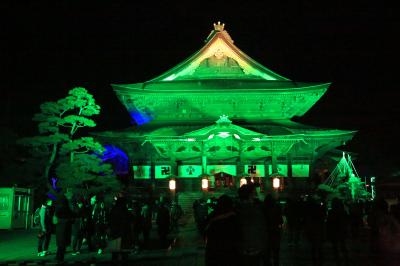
[96,22,356,195]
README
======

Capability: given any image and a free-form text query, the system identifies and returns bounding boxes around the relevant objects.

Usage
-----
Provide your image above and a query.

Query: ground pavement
[0,214,398,266]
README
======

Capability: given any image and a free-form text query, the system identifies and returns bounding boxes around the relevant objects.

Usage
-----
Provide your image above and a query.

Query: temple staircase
[177,192,203,215]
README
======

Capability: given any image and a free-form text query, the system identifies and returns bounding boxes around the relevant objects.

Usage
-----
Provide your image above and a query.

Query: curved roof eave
[113,81,331,94]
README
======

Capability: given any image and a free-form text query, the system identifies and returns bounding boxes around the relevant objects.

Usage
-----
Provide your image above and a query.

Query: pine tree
[19,87,119,193]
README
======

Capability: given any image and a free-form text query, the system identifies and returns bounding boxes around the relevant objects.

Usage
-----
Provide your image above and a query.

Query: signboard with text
[268,164,288,177]
[244,165,265,177]
[292,164,309,177]
[155,165,172,179]
[178,165,203,178]
[133,165,151,179]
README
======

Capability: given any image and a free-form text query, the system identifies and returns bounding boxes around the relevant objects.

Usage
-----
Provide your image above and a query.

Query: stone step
[177,192,203,213]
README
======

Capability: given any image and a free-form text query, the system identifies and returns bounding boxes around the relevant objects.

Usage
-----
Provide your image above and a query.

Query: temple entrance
[213,172,235,189]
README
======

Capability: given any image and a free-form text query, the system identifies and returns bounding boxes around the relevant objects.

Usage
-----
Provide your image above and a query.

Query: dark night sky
[2,2,400,175]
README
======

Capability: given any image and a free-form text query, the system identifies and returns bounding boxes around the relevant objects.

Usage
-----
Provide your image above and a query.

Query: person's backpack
[33,207,41,226]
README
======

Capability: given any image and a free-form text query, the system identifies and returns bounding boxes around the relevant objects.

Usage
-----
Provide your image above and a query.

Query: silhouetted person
[304,196,326,266]
[284,197,302,247]
[141,201,152,248]
[264,194,283,266]
[71,200,85,255]
[367,198,388,253]
[236,184,267,266]
[170,200,183,232]
[156,199,170,247]
[349,201,363,239]
[194,198,209,236]
[205,195,239,266]
[84,195,97,252]
[130,200,142,252]
[327,198,349,266]
[109,197,132,261]
[390,196,400,223]
[54,195,73,263]
[37,198,54,257]
[92,200,108,254]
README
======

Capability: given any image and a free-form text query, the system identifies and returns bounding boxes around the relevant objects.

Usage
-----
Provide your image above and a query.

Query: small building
[0,187,33,229]
[95,23,356,196]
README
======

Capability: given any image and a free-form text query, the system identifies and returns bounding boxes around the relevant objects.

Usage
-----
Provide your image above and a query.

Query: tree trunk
[69,123,76,163]
[44,143,58,179]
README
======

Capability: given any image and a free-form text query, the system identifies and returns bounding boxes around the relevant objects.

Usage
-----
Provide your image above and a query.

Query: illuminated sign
[178,165,203,178]
[244,165,265,177]
[133,165,151,179]
[268,164,288,176]
[292,164,309,177]
[155,165,171,179]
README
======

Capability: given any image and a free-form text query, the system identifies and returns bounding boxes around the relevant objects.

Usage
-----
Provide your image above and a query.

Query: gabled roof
[149,22,289,82]
[184,115,264,140]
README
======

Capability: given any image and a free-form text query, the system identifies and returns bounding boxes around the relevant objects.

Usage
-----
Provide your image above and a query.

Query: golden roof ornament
[213,21,225,31]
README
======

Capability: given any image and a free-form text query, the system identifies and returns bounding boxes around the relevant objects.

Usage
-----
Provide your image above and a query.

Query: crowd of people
[36,193,182,263]
[194,184,400,266]
[34,185,400,265]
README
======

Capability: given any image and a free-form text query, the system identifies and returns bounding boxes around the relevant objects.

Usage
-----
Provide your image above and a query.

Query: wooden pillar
[201,155,207,174]
[237,142,245,188]
[271,141,278,174]
[236,159,244,188]
[149,158,156,197]
[264,158,271,192]
[271,154,278,174]
[287,154,292,178]
[170,157,178,176]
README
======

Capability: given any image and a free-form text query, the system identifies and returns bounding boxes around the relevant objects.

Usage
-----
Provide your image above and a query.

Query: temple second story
[112,22,330,126]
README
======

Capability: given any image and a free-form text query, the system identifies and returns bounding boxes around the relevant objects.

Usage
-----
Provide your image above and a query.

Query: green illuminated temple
[96,22,356,193]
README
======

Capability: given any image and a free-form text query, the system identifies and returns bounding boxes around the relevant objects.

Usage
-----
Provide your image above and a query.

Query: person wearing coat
[236,184,267,266]
[109,197,132,261]
[204,195,239,266]
[71,200,85,255]
[326,198,350,266]
[37,198,54,256]
[156,199,170,247]
[264,194,283,266]
[54,195,74,262]
[92,200,108,254]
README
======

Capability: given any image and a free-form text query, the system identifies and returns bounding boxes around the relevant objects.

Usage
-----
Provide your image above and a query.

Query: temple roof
[94,117,356,141]
[93,116,356,160]
[149,22,289,82]
[112,23,332,123]
[113,80,329,93]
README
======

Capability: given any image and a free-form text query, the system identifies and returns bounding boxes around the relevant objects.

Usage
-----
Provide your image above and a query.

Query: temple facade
[96,22,356,195]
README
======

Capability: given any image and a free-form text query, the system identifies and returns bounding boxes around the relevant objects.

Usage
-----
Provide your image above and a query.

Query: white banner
[207,165,236,176]
[244,165,265,177]
[178,165,203,178]
[268,164,288,176]
[133,165,151,179]
[292,164,309,177]
[155,165,171,179]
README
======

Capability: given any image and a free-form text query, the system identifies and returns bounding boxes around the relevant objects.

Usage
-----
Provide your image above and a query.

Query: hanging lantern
[169,179,176,191]
[201,178,209,190]
[240,177,247,187]
[273,177,280,189]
